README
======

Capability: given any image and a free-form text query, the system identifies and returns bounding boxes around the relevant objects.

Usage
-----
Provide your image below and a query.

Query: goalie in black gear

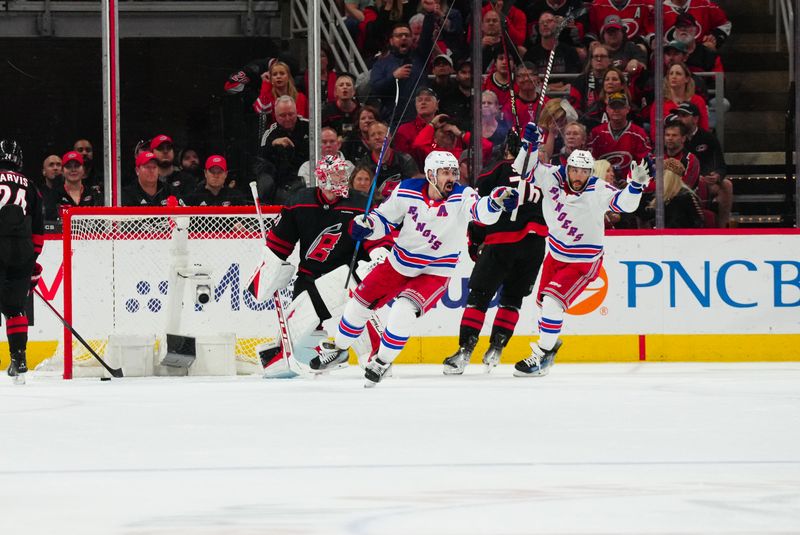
[0,139,44,385]
[443,131,547,375]
[248,155,385,377]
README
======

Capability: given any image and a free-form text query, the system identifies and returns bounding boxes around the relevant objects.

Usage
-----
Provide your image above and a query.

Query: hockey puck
[100,377,111,381]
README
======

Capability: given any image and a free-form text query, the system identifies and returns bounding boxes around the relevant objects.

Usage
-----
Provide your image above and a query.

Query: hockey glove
[521,122,542,152]
[489,187,520,213]
[349,214,375,241]
[30,262,42,292]
[628,158,653,189]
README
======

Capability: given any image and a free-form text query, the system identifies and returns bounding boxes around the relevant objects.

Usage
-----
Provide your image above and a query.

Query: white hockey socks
[376,297,417,364]
[537,295,564,351]
[335,298,373,350]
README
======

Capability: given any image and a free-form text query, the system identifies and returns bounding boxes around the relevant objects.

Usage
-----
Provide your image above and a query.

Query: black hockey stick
[33,288,124,378]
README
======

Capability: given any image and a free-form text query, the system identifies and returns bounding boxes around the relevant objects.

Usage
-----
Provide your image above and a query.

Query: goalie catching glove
[348,214,375,241]
[488,187,520,213]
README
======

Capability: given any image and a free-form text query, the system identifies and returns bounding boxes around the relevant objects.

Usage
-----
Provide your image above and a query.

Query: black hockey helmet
[0,139,23,171]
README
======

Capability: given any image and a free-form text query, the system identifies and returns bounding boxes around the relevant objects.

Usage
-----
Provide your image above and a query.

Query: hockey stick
[344,78,400,289]
[249,181,301,375]
[513,6,585,221]
[33,288,124,378]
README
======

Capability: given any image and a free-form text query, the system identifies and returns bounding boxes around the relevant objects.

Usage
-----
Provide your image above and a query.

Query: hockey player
[309,150,520,387]
[512,123,651,377]
[248,155,383,378]
[0,140,44,384]
[442,132,548,375]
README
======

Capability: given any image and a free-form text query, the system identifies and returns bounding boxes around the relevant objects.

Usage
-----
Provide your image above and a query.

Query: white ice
[2,363,799,535]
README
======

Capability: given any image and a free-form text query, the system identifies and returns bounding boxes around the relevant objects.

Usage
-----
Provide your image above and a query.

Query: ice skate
[513,339,562,377]
[364,357,391,388]
[442,335,477,376]
[481,333,508,373]
[7,350,27,385]
[308,340,349,373]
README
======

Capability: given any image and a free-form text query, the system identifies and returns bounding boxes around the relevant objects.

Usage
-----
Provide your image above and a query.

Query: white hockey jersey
[365,178,502,277]
[514,148,643,263]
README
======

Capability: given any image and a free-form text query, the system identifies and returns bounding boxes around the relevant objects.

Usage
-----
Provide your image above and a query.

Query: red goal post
[59,204,286,379]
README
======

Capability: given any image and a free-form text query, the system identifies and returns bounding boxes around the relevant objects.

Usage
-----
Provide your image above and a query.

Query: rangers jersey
[514,148,643,263]
[364,178,502,277]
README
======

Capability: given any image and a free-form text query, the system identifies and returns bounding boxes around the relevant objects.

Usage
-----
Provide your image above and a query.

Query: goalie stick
[33,288,124,379]
[248,181,307,376]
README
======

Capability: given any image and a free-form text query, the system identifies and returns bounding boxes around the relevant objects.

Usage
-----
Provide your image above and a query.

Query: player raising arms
[512,123,652,377]
[248,155,383,378]
[0,140,44,385]
[442,131,548,375]
[309,150,520,387]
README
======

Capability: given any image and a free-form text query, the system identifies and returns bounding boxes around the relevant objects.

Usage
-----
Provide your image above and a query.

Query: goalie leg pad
[308,265,351,318]
[247,245,295,302]
[257,340,298,379]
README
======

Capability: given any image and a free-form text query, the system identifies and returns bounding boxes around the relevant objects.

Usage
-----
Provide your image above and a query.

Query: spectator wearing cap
[482,54,516,111]
[185,156,249,207]
[122,151,181,206]
[430,54,457,102]
[588,0,651,46]
[393,86,440,165]
[658,1,731,51]
[596,14,647,77]
[580,66,633,133]
[438,58,473,131]
[356,121,421,188]
[369,19,435,122]
[568,44,611,114]
[589,92,651,186]
[649,61,709,142]
[502,62,546,132]
[523,11,582,92]
[72,138,103,194]
[673,102,732,228]
[297,127,354,188]
[322,73,361,139]
[43,151,102,221]
[672,13,724,73]
[149,134,197,198]
[257,95,310,204]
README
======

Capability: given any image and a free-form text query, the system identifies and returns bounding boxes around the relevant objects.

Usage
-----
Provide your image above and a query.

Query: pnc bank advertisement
[9,231,800,365]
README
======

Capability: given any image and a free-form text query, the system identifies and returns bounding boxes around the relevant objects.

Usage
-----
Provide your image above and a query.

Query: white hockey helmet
[424,150,459,184]
[314,154,350,198]
[566,149,595,170]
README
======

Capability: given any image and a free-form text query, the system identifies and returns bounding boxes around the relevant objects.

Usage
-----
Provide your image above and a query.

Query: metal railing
[772,0,795,78]
[289,0,368,78]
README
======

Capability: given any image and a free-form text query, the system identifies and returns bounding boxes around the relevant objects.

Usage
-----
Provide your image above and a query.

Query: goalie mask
[0,139,23,171]
[424,150,459,197]
[314,155,350,198]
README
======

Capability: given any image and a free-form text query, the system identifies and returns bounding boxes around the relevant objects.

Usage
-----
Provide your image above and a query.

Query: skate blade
[442,365,466,376]
[483,363,496,374]
[364,379,378,388]
[12,373,26,385]
[309,362,349,375]
[512,368,548,378]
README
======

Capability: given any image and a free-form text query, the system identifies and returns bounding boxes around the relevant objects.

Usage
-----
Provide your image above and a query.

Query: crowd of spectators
[35,0,733,230]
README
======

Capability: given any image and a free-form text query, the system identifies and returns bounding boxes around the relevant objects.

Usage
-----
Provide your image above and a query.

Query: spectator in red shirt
[672,12,724,73]
[482,53,515,110]
[253,61,309,120]
[502,62,545,132]
[653,0,732,51]
[649,61,709,140]
[393,87,440,167]
[589,92,651,185]
[664,119,701,190]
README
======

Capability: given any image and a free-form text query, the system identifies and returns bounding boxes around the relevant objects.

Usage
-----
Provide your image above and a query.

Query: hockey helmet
[424,150,459,184]
[566,149,595,170]
[0,139,23,171]
[314,154,350,198]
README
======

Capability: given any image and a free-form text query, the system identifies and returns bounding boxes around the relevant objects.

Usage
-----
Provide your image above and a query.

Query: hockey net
[46,205,290,378]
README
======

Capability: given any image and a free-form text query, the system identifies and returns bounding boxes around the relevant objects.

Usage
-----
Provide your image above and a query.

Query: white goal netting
[44,206,291,377]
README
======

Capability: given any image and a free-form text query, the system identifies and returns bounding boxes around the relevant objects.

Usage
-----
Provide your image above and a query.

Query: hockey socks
[5,313,28,354]
[375,297,417,363]
[491,306,519,342]
[537,296,564,351]
[335,299,373,350]
[459,306,486,344]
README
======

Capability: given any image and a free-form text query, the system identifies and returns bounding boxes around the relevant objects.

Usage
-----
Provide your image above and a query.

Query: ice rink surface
[2,362,799,535]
